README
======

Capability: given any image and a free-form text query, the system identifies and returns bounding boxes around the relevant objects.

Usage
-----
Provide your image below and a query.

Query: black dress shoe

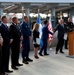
[5,70,13,73]
[12,66,18,70]
[22,60,29,64]
[39,53,43,56]
[65,48,68,49]
[16,63,23,66]
[60,51,64,54]
[44,53,49,56]
[55,52,58,54]
[0,72,8,75]
[26,58,33,62]
[1,73,8,75]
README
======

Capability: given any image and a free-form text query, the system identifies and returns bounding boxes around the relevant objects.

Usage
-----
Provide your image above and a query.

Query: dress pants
[56,38,64,52]
[22,39,30,59]
[39,39,48,54]
[1,43,10,72]
[64,37,68,49]
[0,47,2,73]
[11,40,20,67]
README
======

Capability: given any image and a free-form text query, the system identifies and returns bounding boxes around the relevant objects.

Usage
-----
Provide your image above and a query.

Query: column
[52,8,56,17]
[0,7,3,22]
[25,8,31,26]
[51,8,56,29]
[25,8,30,18]
[0,7,3,16]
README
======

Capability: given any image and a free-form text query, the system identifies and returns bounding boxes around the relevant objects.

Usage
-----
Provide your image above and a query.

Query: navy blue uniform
[20,21,31,59]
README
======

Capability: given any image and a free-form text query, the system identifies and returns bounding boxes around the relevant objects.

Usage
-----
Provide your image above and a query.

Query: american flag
[48,17,53,42]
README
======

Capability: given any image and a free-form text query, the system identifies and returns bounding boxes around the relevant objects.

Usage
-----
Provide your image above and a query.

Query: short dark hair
[12,17,17,21]
[44,20,48,25]
[1,15,7,21]
[24,16,28,19]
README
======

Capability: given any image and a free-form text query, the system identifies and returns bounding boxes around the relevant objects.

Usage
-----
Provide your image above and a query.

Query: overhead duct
[58,3,70,6]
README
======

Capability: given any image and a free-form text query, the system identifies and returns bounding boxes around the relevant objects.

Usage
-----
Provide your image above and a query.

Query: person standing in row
[0,16,13,74]
[55,19,65,54]
[0,33,5,75]
[33,23,40,59]
[64,18,74,49]
[20,16,33,64]
[39,20,53,56]
[10,17,23,70]
[67,18,74,30]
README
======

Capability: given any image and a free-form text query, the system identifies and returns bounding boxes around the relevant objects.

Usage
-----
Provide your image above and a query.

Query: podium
[68,31,74,56]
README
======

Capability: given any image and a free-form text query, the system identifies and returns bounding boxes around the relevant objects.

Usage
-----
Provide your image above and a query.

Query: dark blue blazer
[54,24,65,39]
[0,23,11,44]
[41,25,53,40]
[20,21,31,40]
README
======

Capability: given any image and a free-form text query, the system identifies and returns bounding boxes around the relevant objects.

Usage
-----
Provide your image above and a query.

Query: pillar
[25,8,30,18]
[0,7,3,16]
[25,8,31,26]
[51,8,56,29]
[0,7,3,22]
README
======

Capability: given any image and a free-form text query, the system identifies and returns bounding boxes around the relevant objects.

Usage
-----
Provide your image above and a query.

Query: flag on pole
[37,14,42,39]
[48,17,53,42]
[36,13,43,46]
[48,17,53,50]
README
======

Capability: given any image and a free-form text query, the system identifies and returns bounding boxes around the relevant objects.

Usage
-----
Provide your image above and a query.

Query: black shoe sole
[22,61,29,64]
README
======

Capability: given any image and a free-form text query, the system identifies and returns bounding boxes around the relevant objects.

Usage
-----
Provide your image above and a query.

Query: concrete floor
[9,48,74,75]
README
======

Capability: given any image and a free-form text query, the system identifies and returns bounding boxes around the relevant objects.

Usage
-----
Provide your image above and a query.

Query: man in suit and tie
[0,16,13,74]
[54,19,65,54]
[39,20,53,56]
[20,16,33,64]
[10,17,23,70]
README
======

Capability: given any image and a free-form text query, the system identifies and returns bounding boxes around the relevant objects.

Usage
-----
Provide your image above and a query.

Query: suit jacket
[66,22,74,32]
[54,24,65,39]
[20,21,31,40]
[0,23,11,44]
[41,25,53,40]
[10,23,21,41]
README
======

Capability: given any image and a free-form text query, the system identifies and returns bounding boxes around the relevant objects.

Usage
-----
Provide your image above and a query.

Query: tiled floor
[9,48,74,75]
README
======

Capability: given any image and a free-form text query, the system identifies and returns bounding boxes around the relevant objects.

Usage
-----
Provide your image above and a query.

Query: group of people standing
[55,18,74,54]
[0,15,74,75]
[0,16,34,75]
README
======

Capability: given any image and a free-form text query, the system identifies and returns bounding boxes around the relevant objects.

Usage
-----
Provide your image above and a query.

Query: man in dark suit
[20,16,33,64]
[55,19,65,54]
[39,20,53,56]
[0,33,4,75]
[0,16,13,74]
[64,18,74,49]
[10,17,23,70]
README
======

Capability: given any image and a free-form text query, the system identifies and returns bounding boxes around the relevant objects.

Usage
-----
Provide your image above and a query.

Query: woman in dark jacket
[33,23,40,59]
